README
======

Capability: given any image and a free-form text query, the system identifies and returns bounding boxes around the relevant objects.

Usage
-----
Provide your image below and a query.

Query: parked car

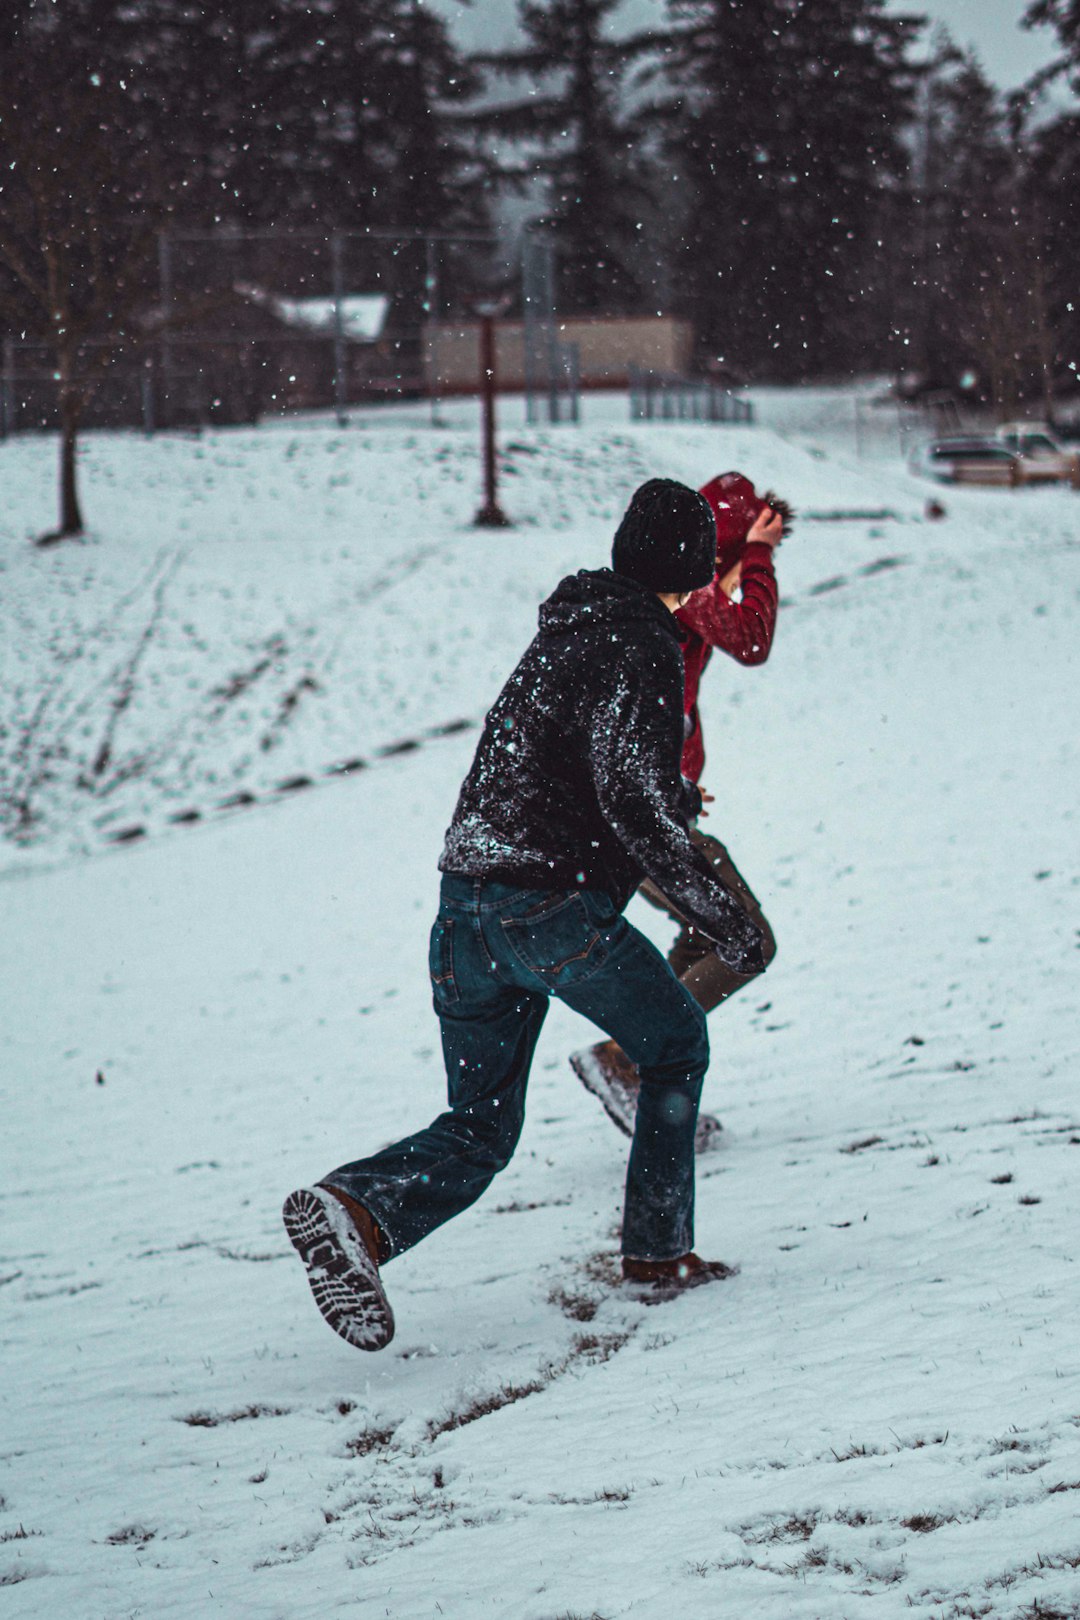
[994,424,1080,485]
[908,436,1018,486]
[909,428,1080,488]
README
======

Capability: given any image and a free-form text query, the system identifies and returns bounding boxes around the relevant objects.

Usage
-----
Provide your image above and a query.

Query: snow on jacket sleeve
[586,644,765,974]
[676,541,778,664]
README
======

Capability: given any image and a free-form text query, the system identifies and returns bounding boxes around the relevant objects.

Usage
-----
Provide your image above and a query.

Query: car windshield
[931,443,1011,460]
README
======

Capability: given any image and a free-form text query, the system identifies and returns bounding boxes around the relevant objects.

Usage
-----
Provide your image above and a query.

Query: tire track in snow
[101,716,477,847]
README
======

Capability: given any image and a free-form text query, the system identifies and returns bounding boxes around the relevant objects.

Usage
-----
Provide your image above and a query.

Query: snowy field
[2,389,1078,1618]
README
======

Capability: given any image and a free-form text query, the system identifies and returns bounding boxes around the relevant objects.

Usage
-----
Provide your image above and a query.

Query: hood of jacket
[538,568,684,641]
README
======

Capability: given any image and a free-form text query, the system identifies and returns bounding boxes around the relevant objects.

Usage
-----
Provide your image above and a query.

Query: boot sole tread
[282,1187,395,1351]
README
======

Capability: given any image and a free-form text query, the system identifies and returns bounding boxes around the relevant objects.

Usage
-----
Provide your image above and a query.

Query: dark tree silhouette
[1021,0,1080,416]
[477,0,657,314]
[2,1,490,234]
[644,0,920,377]
[375,0,493,323]
[923,47,1034,414]
[1024,0,1080,69]
[381,1,489,232]
[0,35,191,540]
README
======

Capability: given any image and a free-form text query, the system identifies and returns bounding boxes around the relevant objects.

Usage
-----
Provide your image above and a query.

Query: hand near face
[747,506,784,549]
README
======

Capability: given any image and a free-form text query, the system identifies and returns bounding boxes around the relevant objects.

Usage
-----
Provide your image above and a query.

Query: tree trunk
[36,340,92,545]
[57,373,85,538]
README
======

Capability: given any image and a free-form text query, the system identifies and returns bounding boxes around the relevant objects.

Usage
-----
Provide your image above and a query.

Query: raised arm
[678,502,784,663]
[587,649,765,973]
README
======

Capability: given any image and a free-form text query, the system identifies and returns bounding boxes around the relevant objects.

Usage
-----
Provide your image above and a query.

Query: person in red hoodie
[571,471,793,1144]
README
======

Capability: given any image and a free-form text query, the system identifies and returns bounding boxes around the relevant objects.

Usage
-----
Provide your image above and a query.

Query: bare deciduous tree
[0,43,185,542]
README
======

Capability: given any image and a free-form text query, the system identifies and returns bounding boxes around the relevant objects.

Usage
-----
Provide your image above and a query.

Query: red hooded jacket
[675,475,779,784]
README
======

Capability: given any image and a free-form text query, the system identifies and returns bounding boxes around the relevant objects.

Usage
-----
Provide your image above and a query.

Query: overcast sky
[883,0,1058,88]
[431,0,1062,93]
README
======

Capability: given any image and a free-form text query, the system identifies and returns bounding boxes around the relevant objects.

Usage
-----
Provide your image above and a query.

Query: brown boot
[319,1182,389,1265]
[622,1252,739,1294]
[282,1184,394,1351]
[570,1040,723,1151]
[570,1039,641,1135]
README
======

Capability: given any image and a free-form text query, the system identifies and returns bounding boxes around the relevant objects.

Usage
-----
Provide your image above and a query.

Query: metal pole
[425,234,441,427]
[547,331,561,424]
[543,240,560,424]
[567,342,580,424]
[141,353,155,437]
[522,232,538,426]
[0,338,14,438]
[474,314,510,528]
[331,231,348,427]
[158,229,174,427]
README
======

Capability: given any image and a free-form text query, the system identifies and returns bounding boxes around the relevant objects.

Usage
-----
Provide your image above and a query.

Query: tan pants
[639,828,776,1014]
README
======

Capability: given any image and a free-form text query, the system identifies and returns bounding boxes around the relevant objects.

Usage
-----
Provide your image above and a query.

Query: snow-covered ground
[2,391,1078,1618]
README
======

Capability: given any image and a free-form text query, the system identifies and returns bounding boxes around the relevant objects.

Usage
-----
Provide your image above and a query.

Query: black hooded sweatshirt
[439,569,765,974]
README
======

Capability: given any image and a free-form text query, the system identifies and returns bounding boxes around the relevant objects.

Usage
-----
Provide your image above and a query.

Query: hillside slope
[2,400,1078,1618]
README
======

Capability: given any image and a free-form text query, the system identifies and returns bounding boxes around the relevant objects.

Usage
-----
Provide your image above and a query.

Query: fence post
[2,337,16,438]
[546,320,561,425]
[568,342,581,423]
[522,229,558,425]
[158,229,174,427]
[331,231,348,427]
[424,235,443,427]
[141,353,156,437]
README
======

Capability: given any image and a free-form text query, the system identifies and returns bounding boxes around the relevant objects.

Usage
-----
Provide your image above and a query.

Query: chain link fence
[0,229,494,438]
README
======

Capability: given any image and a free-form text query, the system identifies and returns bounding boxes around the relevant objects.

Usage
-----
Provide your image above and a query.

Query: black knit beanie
[611,478,716,594]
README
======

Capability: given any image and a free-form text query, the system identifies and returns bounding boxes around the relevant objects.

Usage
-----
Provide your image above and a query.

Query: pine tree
[915,47,1020,389]
[1021,0,1080,416]
[28,1,489,236]
[477,0,657,314]
[646,0,920,377]
[379,1,488,234]
[4,1,493,313]
[1024,0,1080,74]
[889,36,1066,418]
[373,1,493,325]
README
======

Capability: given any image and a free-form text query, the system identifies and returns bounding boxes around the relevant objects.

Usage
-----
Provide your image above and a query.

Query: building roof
[235,285,389,341]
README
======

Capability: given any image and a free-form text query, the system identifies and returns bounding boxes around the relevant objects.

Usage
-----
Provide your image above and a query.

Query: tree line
[2,0,1079,531]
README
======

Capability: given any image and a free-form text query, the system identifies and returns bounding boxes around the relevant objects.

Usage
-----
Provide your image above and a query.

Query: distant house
[220,285,393,410]
[103,284,405,425]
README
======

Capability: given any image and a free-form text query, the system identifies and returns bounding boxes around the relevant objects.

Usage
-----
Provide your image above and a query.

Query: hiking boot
[693,1112,724,1150]
[570,1040,640,1135]
[282,1184,394,1351]
[570,1040,723,1152]
[622,1252,739,1298]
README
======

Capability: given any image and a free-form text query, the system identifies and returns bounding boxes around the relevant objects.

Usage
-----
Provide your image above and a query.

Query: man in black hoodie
[283,479,768,1351]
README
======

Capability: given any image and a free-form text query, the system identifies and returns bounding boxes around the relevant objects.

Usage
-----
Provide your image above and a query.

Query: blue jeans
[326,875,709,1261]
